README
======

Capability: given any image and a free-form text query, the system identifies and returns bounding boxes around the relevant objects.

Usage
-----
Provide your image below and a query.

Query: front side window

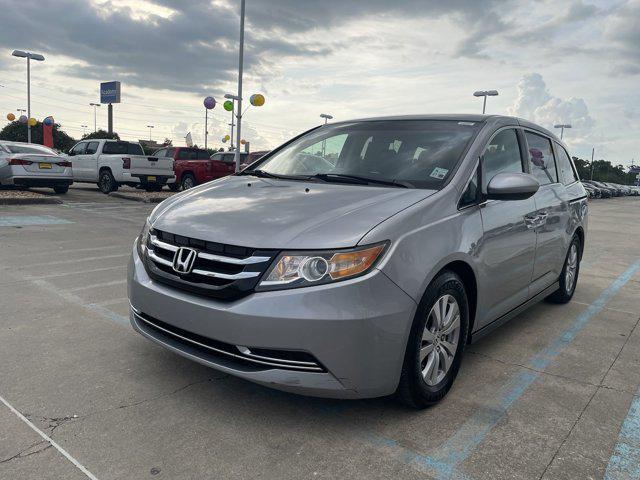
[481,129,523,190]
[525,132,557,185]
[85,142,99,155]
[555,143,578,185]
[254,120,481,189]
[70,143,87,155]
[197,150,210,160]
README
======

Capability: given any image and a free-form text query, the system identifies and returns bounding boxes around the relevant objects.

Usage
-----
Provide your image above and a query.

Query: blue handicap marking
[605,387,640,479]
[0,215,73,227]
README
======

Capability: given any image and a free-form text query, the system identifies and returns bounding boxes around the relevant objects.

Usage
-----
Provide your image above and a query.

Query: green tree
[0,120,77,152]
[82,129,120,141]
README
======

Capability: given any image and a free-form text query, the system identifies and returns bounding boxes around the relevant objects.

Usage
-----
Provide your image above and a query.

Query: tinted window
[222,154,236,163]
[153,149,166,158]
[211,153,223,161]
[482,129,523,190]
[177,149,196,160]
[85,142,99,155]
[165,148,175,158]
[459,165,480,208]
[555,144,578,184]
[197,150,210,160]
[256,120,481,189]
[102,142,144,155]
[70,143,87,155]
[525,132,557,185]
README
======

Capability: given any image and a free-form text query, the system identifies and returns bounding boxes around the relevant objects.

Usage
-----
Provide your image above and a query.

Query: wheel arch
[434,260,478,343]
[573,226,585,259]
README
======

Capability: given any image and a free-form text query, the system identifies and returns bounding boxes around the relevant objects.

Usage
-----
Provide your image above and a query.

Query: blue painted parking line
[605,388,640,479]
[0,215,73,227]
[369,258,640,479]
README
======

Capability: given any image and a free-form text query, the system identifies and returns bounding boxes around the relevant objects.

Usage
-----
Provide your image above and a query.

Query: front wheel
[397,271,469,408]
[53,185,69,194]
[97,170,118,194]
[547,235,581,304]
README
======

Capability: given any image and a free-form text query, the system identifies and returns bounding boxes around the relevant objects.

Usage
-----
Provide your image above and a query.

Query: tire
[397,271,470,408]
[53,185,69,194]
[97,170,118,194]
[144,184,163,192]
[547,235,581,304]
[168,182,180,192]
[181,174,196,190]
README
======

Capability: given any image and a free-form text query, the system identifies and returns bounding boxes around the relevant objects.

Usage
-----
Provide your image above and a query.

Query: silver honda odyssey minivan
[128,115,587,407]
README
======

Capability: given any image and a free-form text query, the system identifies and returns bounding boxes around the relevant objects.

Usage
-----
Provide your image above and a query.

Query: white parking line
[24,265,126,280]
[13,253,129,269]
[0,394,99,480]
[69,279,126,292]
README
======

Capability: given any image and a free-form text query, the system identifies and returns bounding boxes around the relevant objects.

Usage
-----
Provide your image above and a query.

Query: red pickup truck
[153,147,270,191]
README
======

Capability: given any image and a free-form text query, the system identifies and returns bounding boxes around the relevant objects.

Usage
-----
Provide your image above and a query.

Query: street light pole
[147,125,154,141]
[319,114,333,157]
[234,0,245,173]
[554,124,572,140]
[81,125,88,137]
[12,50,45,143]
[90,103,100,132]
[590,147,595,180]
[473,90,499,114]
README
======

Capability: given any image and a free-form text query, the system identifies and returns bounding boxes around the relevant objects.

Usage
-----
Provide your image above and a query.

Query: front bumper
[128,245,416,399]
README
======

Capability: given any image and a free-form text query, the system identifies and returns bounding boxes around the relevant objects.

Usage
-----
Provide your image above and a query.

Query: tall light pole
[17,108,26,116]
[590,147,595,180]
[89,103,100,132]
[225,94,238,151]
[81,124,88,136]
[319,114,333,157]
[12,50,45,143]
[554,123,571,140]
[234,0,246,173]
[147,125,154,141]
[473,90,499,114]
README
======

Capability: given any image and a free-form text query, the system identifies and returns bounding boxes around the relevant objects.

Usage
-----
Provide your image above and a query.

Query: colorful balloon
[240,139,246,145]
[43,116,54,126]
[224,134,230,141]
[250,94,265,107]
[19,115,28,124]
[28,117,37,127]
[223,100,234,112]
[7,113,15,121]
[221,137,227,143]
[203,96,216,109]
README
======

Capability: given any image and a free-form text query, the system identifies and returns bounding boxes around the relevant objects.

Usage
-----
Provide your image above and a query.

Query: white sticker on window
[430,167,449,179]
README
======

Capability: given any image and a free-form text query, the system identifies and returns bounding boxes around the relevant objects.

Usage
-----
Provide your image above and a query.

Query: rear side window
[178,149,198,160]
[153,149,166,158]
[525,132,557,185]
[103,142,144,155]
[482,129,523,190]
[197,150,210,160]
[555,144,578,184]
[85,142,99,154]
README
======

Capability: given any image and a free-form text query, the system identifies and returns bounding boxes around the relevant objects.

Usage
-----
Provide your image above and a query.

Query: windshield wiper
[238,169,299,180]
[310,173,410,188]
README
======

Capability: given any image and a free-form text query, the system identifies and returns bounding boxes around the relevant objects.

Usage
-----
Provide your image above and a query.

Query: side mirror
[487,172,539,201]
[67,150,75,156]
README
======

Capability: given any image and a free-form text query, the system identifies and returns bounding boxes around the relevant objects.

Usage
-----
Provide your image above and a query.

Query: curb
[0,196,62,205]
[109,192,169,203]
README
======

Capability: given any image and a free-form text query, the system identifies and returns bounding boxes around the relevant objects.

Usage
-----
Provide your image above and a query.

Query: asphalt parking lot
[1,185,639,480]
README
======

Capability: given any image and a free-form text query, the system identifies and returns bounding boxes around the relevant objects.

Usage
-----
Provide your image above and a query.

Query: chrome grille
[132,308,325,373]
[143,229,277,299]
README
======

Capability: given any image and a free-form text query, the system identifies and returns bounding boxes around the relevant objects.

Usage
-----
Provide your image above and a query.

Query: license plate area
[147,176,157,182]
[39,163,52,169]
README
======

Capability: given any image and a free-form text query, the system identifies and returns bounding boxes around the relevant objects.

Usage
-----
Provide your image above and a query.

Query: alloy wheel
[565,243,578,293]
[420,294,461,386]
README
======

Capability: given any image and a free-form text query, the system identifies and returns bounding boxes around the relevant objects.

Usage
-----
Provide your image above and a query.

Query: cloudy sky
[0,0,638,165]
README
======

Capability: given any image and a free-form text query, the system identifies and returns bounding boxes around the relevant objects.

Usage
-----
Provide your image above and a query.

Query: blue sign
[100,81,121,104]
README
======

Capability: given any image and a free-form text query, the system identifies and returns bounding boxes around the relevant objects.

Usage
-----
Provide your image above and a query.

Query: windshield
[253,120,481,189]
[6,144,58,155]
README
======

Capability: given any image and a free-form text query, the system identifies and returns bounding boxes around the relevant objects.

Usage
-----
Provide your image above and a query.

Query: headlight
[258,242,388,291]
[136,218,151,258]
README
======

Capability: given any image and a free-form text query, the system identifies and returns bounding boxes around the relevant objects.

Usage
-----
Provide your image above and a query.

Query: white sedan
[0,141,73,194]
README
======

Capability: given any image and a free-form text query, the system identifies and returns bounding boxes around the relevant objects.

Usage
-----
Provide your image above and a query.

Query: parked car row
[0,138,269,195]
[581,180,640,199]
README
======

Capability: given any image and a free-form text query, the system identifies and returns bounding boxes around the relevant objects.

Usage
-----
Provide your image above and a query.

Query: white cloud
[508,73,595,134]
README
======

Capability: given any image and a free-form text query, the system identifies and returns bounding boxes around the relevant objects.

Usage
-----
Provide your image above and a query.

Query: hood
[151,175,434,249]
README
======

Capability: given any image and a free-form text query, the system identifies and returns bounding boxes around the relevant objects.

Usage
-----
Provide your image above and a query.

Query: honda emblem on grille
[172,247,197,274]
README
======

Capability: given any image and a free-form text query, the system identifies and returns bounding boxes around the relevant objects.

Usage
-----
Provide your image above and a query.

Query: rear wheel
[98,170,118,194]
[53,185,69,194]
[397,271,469,408]
[181,173,196,190]
[547,235,581,304]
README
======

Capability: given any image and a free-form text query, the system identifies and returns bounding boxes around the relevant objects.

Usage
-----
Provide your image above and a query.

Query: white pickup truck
[66,139,175,193]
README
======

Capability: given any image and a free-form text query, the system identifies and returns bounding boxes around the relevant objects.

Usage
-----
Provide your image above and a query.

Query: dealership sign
[100,81,121,104]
